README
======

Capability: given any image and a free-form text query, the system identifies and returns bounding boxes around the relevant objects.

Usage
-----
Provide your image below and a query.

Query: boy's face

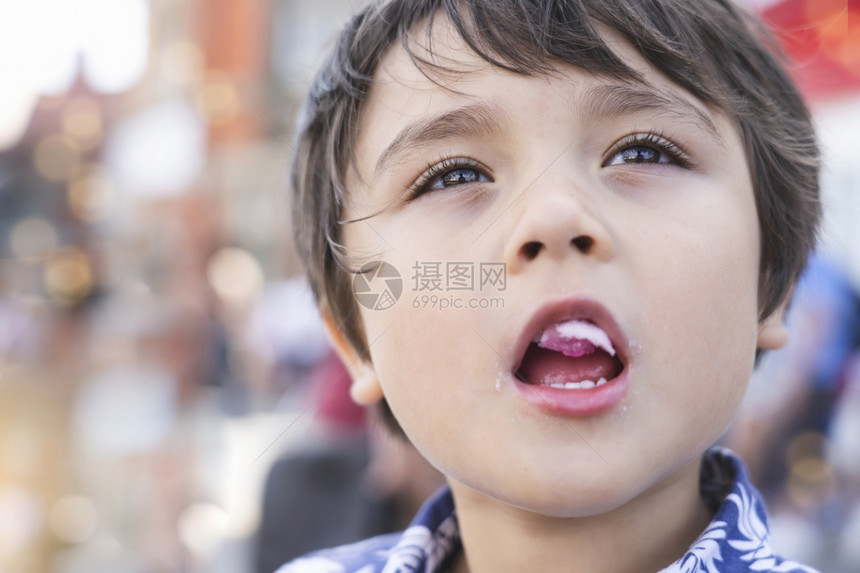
[334,20,787,517]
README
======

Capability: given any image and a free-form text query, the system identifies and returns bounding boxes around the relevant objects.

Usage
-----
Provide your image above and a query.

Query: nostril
[521,241,542,261]
[572,236,593,253]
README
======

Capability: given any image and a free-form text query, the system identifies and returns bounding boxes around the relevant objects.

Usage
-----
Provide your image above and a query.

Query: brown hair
[291,0,820,427]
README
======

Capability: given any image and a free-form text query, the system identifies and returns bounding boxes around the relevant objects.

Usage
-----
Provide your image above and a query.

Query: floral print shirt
[276,448,818,573]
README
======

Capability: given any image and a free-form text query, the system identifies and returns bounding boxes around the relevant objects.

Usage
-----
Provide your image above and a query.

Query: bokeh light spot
[62,98,104,151]
[67,164,115,222]
[786,431,836,510]
[48,495,99,544]
[195,72,240,125]
[787,431,826,465]
[44,248,93,306]
[33,135,81,182]
[206,247,264,306]
[177,502,229,559]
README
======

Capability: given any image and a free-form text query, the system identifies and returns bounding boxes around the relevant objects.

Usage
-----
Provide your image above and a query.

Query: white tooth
[597,377,608,386]
[565,381,582,389]
[580,379,595,389]
[550,319,616,356]
[550,383,566,388]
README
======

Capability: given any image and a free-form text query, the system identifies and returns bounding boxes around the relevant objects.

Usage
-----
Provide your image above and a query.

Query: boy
[282,0,821,570]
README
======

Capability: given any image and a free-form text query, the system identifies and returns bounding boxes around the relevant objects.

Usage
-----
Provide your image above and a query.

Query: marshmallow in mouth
[516,318,623,389]
[533,319,616,358]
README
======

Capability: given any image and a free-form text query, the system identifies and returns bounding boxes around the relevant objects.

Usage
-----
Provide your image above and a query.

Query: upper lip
[510,297,630,376]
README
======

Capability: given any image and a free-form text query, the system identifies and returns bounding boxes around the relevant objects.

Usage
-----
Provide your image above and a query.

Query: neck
[449,456,711,573]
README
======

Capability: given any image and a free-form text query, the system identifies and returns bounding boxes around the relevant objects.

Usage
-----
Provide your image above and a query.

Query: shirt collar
[281,448,819,572]
[386,447,818,572]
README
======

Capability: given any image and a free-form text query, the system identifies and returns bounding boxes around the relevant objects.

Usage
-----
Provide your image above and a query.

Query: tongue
[517,344,618,387]
[537,335,595,358]
[536,319,615,357]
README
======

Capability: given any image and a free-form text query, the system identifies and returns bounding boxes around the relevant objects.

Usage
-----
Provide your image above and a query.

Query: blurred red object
[309,352,367,433]
[762,0,860,100]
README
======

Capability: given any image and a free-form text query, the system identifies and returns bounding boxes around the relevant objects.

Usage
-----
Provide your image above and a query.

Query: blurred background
[0,0,857,571]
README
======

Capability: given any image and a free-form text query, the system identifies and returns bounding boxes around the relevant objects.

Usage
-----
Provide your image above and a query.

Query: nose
[503,176,613,274]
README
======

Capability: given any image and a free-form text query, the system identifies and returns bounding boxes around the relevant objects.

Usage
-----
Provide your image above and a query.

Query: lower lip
[513,369,630,417]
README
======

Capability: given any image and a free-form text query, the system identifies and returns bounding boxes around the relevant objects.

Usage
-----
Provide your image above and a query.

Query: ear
[321,308,384,405]
[757,299,790,351]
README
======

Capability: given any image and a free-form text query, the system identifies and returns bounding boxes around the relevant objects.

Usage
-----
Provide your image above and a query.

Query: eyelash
[603,132,693,169]
[407,157,491,200]
[405,132,690,200]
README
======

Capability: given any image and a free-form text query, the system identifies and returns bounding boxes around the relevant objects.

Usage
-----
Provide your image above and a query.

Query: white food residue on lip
[537,319,616,356]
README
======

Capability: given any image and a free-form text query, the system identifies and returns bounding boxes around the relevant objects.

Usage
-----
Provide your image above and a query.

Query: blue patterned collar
[279,448,818,572]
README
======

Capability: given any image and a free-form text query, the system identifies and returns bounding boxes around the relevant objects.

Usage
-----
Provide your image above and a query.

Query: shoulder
[276,486,461,573]
[275,532,402,573]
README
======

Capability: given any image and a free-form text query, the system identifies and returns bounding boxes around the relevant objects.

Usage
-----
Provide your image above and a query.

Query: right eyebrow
[580,83,722,143]
[374,102,510,176]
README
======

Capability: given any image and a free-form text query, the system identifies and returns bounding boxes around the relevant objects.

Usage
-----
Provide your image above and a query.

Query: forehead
[351,14,723,182]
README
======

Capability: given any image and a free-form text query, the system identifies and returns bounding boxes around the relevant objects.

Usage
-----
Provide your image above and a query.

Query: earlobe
[320,308,385,405]
[349,368,385,404]
[757,302,789,351]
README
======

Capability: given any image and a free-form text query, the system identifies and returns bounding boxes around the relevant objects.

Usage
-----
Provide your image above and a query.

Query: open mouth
[515,319,625,389]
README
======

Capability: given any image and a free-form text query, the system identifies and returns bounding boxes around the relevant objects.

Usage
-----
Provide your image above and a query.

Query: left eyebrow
[374,102,510,176]
[580,83,722,142]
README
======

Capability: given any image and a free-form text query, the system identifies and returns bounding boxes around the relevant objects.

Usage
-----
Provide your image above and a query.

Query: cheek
[646,183,761,341]
[362,305,455,413]
[637,204,761,427]
[361,301,504,469]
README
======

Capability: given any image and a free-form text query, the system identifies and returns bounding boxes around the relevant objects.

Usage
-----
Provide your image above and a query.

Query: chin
[518,489,640,519]
[470,470,644,519]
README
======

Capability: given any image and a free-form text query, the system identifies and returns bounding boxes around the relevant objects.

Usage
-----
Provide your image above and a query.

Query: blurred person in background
[726,254,860,568]
[255,348,444,573]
